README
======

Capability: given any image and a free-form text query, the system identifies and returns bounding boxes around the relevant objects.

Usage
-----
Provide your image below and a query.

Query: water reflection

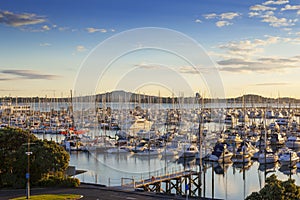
[177,156,197,169]
[258,162,278,173]
[233,161,253,171]
[212,162,231,175]
[279,165,297,176]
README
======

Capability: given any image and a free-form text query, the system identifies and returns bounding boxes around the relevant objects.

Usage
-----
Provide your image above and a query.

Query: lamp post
[25,149,32,199]
[24,132,33,200]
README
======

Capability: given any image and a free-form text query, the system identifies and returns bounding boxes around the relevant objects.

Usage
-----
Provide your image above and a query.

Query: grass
[11,194,82,200]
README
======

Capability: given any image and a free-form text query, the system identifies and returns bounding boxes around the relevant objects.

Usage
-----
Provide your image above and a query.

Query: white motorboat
[131,141,148,153]
[278,149,299,166]
[179,144,199,158]
[106,146,131,153]
[258,149,278,164]
[232,152,251,163]
[237,141,259,157]
[231,142,255,163]
[275,118,289,126]
[286,136,300,149]
[135,147,162,156]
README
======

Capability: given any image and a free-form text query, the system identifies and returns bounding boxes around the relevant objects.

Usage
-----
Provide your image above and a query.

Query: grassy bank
[11,194,82,200]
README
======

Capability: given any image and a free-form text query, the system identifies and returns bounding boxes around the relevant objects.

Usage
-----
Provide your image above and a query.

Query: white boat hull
[258,153,278,164]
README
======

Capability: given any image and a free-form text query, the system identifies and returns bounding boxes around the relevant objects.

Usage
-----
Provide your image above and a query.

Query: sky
[0,0,299,98]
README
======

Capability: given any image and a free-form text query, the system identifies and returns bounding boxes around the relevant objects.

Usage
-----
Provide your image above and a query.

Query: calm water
[66,151,300,200]
[65,149,300,200]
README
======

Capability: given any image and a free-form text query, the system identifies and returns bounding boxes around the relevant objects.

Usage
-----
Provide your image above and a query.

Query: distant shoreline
[1,91,299,104]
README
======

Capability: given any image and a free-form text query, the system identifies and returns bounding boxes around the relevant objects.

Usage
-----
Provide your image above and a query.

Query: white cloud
[298,10,300,15]
[248,4,297,27]
[195,19,202,23]
[216,35,300,73]
[264,35,281,43]
[263,0,289,5]
[281,4,300,11]
[203,12,240,20]
[218,35,281,57]
[250,4,277,11]
[86,27,99,33]
[86,27,107,33]
[219,40,263,57]
[203,13,217,19]
[76,45,87,52]
[216,20,232,27]
[249,12,260,17]
[41,25,50,31]
[220,12,240,20]
[203,12,241,27]
[262,15,296,27]
[264,11,275,16]
[203,12,239,27]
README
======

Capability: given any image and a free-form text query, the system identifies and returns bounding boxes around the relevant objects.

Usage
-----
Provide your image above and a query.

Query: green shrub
[246,174,300,200]
[0,173,25,188]
[37,175,80,188]
[0,128,70,189]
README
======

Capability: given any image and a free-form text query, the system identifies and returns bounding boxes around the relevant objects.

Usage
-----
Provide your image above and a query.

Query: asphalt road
[0,185,190,200]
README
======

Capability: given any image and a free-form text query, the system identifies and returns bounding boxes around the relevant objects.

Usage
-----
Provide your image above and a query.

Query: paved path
[0,184,191,200]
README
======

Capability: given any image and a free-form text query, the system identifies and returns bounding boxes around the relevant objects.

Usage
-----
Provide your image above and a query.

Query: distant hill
[0,91,299,104]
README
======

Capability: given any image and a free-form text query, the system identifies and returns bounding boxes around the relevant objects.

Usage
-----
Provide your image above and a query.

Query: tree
[0,128,70,188]
[246,174,300,200]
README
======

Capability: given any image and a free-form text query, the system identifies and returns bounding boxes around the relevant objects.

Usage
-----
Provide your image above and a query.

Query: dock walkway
[120,169,210,197]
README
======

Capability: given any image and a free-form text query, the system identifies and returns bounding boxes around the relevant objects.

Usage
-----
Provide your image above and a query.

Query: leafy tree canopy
[246,174,300,200]
[0,128,70,188]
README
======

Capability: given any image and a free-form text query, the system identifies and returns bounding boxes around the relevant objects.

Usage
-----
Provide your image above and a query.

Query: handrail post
[133,177,135,189]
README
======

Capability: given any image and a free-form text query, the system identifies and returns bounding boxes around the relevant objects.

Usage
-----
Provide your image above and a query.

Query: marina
[2,0,300,199]
[2,96,300,199]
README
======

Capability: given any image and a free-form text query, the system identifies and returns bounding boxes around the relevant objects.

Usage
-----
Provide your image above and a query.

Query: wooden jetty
[121,170,201,197]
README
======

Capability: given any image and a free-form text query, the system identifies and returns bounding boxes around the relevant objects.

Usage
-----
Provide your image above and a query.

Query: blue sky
[0,0,299,98]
